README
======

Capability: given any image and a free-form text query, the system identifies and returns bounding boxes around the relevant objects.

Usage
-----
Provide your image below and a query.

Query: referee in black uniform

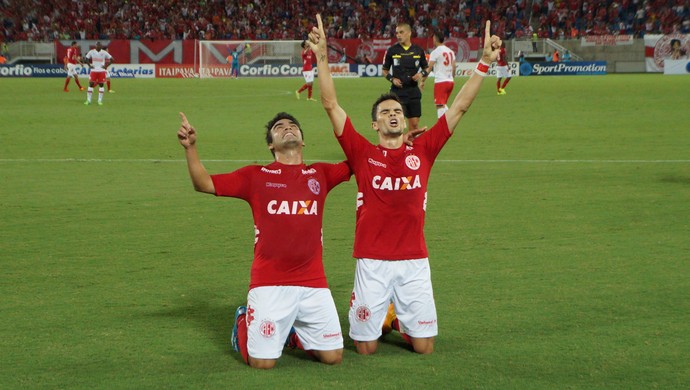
[382,23,429,132]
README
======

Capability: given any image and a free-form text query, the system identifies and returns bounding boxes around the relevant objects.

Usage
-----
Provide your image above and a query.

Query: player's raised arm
[177,112,215,194]
[445,21,501,133]
[308,14,347,136]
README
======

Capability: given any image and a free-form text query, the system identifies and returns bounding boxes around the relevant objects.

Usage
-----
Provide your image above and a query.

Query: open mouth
[389,118,399,127]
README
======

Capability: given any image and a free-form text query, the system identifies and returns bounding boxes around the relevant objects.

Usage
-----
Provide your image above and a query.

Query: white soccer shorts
[348,258,438,341]
[246,286,343,359]
[66,63,80,77]
[302,70,315,83]
[496,65,511,78]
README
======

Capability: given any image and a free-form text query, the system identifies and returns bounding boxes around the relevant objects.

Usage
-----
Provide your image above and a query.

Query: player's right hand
[307,14,326,57]
[178,112,197,148]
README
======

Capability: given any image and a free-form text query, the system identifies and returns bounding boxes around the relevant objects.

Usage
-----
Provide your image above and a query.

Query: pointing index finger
[485,20,491,42]
[179,112,189,126]
[316,14,324,34]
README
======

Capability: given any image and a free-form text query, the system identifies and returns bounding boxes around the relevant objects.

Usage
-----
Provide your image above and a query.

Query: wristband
[474,60,490,77]
[385,73,393,82]
[420,69,428,77]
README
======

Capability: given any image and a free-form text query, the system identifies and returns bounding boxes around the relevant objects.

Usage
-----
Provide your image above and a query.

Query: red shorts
[433,81,455,105]
[89,71,107,84]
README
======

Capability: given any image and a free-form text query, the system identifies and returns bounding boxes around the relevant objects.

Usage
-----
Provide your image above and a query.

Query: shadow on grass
[145,296,245,364]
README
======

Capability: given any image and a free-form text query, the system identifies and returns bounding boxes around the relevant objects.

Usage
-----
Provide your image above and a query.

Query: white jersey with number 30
[429,45,455,83]
[85,49,113,72]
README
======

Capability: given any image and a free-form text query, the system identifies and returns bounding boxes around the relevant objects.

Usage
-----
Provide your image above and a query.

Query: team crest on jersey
[405,155,421,170]
[260,319,276,338]
[307,178,321,195]
[355,305,371,323]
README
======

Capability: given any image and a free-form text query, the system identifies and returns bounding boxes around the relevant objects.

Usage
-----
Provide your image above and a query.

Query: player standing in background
[382,23,429,132]
[296,41,316,101]
[426,32,456,118]
[63,41,85,92]
[226,46,243,79]
[309,14,501,355]
[177,111,350,369]
[496,42,511,95]
[82,42,113,106]
[104,47,115,93]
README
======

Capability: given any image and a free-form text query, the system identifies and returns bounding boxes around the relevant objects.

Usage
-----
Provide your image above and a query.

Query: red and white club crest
[259,320,276,338]
[307,178,321,195]
[405,155,421,170]
[355,305,371,322]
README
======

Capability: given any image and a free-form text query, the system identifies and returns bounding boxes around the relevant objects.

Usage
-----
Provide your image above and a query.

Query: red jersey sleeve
[210,166,254,199]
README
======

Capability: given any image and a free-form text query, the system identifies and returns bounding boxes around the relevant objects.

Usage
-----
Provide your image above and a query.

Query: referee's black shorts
[390,86,422,118]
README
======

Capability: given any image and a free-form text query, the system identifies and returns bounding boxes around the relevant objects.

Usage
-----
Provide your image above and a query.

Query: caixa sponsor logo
[0,65,33,77]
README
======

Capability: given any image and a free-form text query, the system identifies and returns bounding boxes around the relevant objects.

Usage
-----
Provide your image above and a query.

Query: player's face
[269,119,303,151]
[373,100,406,136]
[396,26,411,44]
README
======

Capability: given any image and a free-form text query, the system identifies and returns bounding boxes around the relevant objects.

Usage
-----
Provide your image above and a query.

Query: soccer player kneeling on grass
[177,111,350,369]
[310,14,502,355]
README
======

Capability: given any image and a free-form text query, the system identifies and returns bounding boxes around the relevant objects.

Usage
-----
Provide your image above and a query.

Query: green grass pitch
[1,74,689,388]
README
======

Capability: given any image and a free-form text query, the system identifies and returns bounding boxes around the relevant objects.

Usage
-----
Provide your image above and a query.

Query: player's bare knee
[411,337,435,355]
[318,349,343,365]
[249,358,277,369]
[355,340,378,355]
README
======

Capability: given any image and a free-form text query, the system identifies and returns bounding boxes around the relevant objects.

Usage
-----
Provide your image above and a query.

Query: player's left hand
[481,21,502,64]
[403,126,427,146]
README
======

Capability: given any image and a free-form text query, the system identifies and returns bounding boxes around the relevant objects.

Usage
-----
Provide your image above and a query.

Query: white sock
[87,87,93,102]
[98,87,104,102]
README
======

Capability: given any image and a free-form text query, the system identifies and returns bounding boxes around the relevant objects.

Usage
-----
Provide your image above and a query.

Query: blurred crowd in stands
[2,0,689,43]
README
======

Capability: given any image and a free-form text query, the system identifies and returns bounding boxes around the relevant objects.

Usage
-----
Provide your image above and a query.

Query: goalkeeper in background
[226,43,248,79]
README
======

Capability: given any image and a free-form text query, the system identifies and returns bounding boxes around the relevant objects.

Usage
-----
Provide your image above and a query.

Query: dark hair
[371,93,402,121]
[71,41,77,45]
[433,31,444,43]
[671,39,681,48]
[301,40,307,49]
[265,112,304,155]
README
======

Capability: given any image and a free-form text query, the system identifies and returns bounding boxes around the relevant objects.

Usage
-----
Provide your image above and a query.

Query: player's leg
[244,286,300,369]
[349,259,395,355]
[391,258,438,355]
[74,75,84,90]
[434,82,452,118]
[97,78,105,105]
[85,77,95,104]
[501,76,511,90]
[496,77,502,93]
[291,287,343,364]
[406,97,422,132]
[64,76,71,91]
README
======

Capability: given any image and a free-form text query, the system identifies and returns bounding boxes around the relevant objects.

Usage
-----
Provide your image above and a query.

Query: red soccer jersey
[211,161,350,289]
[66,47,80,65]
[497,47,508,66]
[337,117,452,260]
[302,49,315,71]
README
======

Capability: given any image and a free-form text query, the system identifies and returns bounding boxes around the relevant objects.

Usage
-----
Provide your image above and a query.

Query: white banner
[580,35,634,46]
[645,34,690,72]
[663,59,690,75]
[455,62,520,77]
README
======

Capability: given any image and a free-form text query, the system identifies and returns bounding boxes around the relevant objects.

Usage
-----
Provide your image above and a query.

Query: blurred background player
[104,47,114,93]
[226,44,245,79]
[496,42,511,95]
[296,40,316,101]
[82,42,113,105]
[382,23,429,132]
[426,31,456,118]
[176,111,349,369]
[63,41,85,92]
